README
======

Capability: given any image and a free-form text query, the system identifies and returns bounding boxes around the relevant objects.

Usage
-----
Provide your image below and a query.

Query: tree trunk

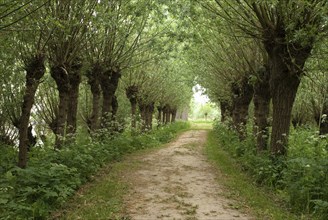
[147,102,154,129]
[270,76,300,156]
[254,66,271,152]
[51,65,70,149]
[164,105,171,124]
[157,106,163,127]
[162,106,167,124]
[268,47,309,156]
[131,100,137,129]
[100,70,112,127]
[257,17,314,156]
[18,54,45,168]
[138,102,146,132]
[100,69,121,128]
[126,85,138,129]
[111,96,119,132]
[66,59,82,139]
[231,79,253,141]
[219,100,229,123]
[111,95,118,120]
[171,108,177,123]
[87,64,102,132]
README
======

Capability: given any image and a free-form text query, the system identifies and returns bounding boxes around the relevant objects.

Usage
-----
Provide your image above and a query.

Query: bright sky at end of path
[193,85,209,105]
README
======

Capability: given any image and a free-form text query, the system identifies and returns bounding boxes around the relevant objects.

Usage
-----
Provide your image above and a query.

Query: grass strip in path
[205,130,298,220]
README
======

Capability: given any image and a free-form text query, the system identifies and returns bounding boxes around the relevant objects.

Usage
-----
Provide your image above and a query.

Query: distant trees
[0,0,193,168]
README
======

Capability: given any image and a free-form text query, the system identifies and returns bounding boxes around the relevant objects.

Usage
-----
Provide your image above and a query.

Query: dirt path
[122,130,251,220]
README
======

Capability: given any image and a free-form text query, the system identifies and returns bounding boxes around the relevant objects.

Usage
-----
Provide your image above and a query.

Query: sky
[193,85,209,105]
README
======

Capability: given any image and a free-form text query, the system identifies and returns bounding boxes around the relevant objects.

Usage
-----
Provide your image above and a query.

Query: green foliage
[212,121,328,219]
[0,122,189,220]
[206,129,297,220]
[190,100,218,120]
[284,128,328,218]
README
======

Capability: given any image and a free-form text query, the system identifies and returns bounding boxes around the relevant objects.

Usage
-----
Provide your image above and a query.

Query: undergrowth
[0,122,189,220]
[212,120,328,220]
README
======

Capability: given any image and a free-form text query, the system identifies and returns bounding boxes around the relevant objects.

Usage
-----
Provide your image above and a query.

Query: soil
[122,130,252,220]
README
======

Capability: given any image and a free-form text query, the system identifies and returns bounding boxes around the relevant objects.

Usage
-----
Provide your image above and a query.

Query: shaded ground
[122,130,252,220]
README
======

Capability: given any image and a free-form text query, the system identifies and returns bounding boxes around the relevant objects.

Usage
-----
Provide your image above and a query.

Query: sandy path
[122,130,251,220]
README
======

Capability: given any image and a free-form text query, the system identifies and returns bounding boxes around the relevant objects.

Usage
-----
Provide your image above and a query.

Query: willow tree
[0,38,22,148]
[209,0,328,156]
[0,1,48,31]
[0,1,50,168]
[293,43,328,134]
[193,23,261,140]
[78,0,153,131]
[46,0,96,148]
[122,68,147,130]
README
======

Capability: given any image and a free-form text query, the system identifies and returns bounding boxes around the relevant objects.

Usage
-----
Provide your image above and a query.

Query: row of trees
[193,0,328,155]
[0,1,193,168]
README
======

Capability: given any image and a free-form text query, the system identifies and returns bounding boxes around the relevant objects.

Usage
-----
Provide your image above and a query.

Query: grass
[189,120,213,130]
[51,146,161,220]
[205,130,298,220]
[50,163,125,219]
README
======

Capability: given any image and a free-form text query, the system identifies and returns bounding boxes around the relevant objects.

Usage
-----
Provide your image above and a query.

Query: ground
[121,130,251,220]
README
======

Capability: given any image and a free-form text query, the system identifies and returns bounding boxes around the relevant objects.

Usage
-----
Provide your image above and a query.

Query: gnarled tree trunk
[171,108,177,123]
[219,99,230,123]
[126,85,139,129]
[163,104,171,124]
[254,66,271,152]
[231,79,253,141]
[51,65,70,149]
[100,69,121,128]
[268,44,312,156]
[66,59,82,140]
[18,54,45,168]
[87,63,102,132]
[157,106,163,127]
[138,101,147,132]
[146,102,155,130]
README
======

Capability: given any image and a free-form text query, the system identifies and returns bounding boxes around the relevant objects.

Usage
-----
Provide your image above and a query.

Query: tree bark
[219,100,229,123]
[253,66,271,152]
[51,65,70,149]
[138,102,147,131]
[270,76,300,155]
[147,102,154,129]
[164,105,171,124]
[268,45,311,156]
[87,64,102,132]
[231,79,253,141]
[100,69,121,128]
[18,54,45,168]
[126,85,138,129]
[253,9,315,155]
[171,108,177,123]
[157,106,163,127]
[66,59,82,139]
[131,99,137,129]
